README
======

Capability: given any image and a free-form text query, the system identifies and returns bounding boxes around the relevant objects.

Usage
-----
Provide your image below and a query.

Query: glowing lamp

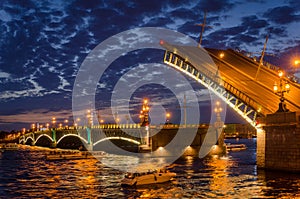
[285,83,290,91]
[273,83,278,92]
[219,52,225,58]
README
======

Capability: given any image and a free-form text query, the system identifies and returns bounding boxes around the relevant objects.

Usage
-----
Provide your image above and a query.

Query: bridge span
[19,123,224,157]
[161,41,300,126]
[19,124,142,150]
[161,41,300,172]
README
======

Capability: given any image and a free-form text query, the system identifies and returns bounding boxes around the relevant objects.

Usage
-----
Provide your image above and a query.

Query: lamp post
[52,117,56,128]
[64,119,69,129]
[294,59,299,74]
[273,70,290,112]
[166,112,171,124]
[86,110,94,126]
[216,52,224,76]
[140,98,150,127]
[219,52,225,59]
[31,123,35,132]
[76,118,80,127]
[214,101,224,147]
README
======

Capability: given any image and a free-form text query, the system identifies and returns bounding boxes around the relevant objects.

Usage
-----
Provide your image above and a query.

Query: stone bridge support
[50,129,57,148]
[257,111,300,172]
[85,127,93,151]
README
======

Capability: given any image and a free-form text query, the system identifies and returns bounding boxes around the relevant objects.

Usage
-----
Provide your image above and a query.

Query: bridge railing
[162,47,264,127]
[230,49,300,84]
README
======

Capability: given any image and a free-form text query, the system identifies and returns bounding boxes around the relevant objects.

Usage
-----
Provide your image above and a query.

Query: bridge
[161,41,300,126]
[160,41,300,172]
[19,124,143,151]
[18,41,300,171]
[19,123,217,156]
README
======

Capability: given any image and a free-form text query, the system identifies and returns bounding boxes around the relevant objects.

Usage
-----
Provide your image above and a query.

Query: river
[0,139,300,198]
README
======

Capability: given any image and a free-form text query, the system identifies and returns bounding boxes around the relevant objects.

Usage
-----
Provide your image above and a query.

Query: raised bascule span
[160,41,300,127]
[161,41,300,172]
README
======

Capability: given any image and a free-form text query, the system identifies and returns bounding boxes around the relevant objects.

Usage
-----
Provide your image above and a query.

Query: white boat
[121,169,176,186]
[226,143,247,151]
[0,143,18,151]
[45,150,105,161]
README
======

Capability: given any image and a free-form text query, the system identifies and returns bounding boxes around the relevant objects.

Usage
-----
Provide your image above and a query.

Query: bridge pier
[50,142,57,148]
[85,127,93,151]
[50,129,57,148]
[257,111,300,172]
[85,144,93,151]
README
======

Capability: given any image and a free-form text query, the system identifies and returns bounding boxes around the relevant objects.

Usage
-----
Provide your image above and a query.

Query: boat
[226,143,247,151]
[121,169,176,186]
[0,143,18,151]
[45,150,105,161]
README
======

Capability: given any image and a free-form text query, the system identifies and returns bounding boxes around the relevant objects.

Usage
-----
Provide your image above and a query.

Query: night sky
[0,0,299,131]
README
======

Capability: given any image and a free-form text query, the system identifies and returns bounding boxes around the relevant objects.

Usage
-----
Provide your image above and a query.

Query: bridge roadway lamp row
[163,50,262,128]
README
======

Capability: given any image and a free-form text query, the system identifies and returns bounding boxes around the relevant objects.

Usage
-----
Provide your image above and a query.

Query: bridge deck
[161,42,300,116]
[206,48,300,114]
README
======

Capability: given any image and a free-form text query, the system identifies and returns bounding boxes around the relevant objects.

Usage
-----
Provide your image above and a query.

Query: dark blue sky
[0,0,299,131]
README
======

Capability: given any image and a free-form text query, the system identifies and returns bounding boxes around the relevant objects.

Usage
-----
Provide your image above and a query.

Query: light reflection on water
[0,139,300,198]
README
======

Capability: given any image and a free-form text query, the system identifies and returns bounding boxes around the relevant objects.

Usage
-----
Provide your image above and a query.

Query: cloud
[198,0,235,13]
[0,109,72,125]
[266,27,287,37]
[263,6,300,24]
[0,71,10,78]
[0,10,12,22]
[241,15,269,29]
[288,0,300,9]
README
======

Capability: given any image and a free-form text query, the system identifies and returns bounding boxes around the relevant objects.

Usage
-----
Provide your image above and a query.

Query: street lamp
[273,70,290,112]
[166,112,171,123]
[219,52,225,59]
[87,109,93,126]
[214,101,224,146]
[214,101,223,115]
[64,119,69,129]
[215,52,224,76]
[140,98,150,126]
[294,59,299,75]
[52,117,56,128]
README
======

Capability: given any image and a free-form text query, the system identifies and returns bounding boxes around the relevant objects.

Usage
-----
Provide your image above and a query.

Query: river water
[0,139,300,199]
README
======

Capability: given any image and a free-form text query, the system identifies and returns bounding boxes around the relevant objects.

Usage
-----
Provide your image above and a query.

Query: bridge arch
[93,137,141,147]
[34,134,54,146]
[25,136,34,145]
[19,136,25,144]
[56,134,88,145]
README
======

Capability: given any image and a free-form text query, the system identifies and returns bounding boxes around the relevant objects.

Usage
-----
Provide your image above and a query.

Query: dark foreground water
[0,139,300,198]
